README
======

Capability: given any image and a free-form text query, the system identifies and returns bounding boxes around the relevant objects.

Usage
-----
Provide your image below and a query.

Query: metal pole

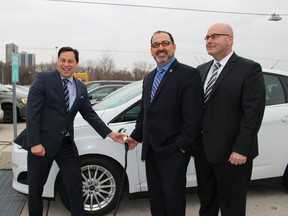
[12,82,17,138]
[1,63,4,84]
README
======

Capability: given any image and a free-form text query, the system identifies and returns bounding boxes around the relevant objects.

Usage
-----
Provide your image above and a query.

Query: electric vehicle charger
[113,128,129,216]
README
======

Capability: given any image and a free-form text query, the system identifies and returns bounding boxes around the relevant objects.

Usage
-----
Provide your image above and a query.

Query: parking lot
[1,122,288,215]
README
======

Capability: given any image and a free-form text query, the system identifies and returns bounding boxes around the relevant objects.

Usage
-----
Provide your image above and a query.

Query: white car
[0,103,4,121]
[12,69,288,216]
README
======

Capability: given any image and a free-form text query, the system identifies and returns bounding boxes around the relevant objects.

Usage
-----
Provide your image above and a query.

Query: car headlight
[21,98,27,104]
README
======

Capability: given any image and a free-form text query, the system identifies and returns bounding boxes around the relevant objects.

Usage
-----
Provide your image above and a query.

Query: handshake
[107,128,139,150]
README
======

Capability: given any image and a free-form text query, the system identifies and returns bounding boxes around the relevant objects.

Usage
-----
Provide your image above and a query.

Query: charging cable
[113,128,129,216]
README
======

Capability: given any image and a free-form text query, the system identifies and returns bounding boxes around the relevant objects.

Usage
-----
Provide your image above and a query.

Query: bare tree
[37,62,54,72]
[78,60,98,81]
[132,61,153,80]
[97,52,115,79]
[112,69,133,80]
[19,66,37,85]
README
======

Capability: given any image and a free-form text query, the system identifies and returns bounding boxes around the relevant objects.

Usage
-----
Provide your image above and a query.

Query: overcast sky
[1,0,288,71]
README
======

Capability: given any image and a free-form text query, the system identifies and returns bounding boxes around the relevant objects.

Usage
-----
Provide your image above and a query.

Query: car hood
[74,107,120,128]
[74,109,106,128]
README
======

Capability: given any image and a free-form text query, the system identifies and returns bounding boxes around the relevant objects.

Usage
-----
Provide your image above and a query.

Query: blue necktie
[62,79,70,113]
[150,69,165,102]
[204,62,221,104]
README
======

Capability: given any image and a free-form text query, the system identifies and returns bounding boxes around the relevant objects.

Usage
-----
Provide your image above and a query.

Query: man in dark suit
[14,47,125,216]
[126,31,204,216]
[195,23,266,216]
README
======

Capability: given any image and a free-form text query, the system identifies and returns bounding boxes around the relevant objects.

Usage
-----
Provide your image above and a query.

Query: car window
[264,74,286,106]
[90,87,115,100]
[111,102,141,123]
[86,83,101,91]
[94,81,142,110]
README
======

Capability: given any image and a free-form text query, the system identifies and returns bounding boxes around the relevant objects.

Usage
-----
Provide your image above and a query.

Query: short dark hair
[58,47,79,63]
[150,30,175,45]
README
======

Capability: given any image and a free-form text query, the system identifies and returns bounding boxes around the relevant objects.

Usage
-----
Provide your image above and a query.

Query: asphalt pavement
[1,122,288,216]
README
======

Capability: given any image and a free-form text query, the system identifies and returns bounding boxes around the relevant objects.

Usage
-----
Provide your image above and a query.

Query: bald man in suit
[195,23,265,216]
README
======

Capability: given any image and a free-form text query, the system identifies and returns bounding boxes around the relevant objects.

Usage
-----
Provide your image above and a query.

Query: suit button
[61,131,65,135]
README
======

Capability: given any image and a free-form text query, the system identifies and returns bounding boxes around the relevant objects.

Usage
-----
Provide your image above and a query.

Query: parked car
[12,69,288,216]
[0,103,4,121]
[0,84,27,123]
[4,84,30,94]
[88,84,125,105]
[86,80,132,91]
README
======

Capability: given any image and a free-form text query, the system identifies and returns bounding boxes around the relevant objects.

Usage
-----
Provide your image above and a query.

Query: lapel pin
[169,69,173,73]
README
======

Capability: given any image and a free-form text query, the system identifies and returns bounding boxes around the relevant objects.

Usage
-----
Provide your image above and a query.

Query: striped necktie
[150,69,165,102]
[62,79,70,113]
[204,62,221,104]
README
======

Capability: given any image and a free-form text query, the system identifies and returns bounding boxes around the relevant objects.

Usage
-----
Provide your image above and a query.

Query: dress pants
[27,137,85,216]
[145,148,190,216]
[194,145,253,216]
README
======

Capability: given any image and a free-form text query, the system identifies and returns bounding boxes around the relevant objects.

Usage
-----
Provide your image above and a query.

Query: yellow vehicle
[73,73,89,84]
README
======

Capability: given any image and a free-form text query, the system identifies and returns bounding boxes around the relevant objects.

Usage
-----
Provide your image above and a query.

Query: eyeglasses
[204,34,229,41]
[151,41,174,48]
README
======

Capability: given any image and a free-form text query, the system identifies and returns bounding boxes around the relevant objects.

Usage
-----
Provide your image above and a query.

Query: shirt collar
[157,57,176,72]
[61,75,74,83]
[216,51,233,68]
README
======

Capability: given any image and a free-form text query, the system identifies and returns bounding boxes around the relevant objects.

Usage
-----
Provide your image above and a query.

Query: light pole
[55,46,58,69]
[269,13,282,21]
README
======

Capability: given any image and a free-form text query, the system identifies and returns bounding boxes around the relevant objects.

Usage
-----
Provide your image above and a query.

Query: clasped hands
[31,132,139,157]
[108,132,138,150]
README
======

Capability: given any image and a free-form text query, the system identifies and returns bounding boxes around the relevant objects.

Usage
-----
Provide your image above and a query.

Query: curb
[0,143,12,169]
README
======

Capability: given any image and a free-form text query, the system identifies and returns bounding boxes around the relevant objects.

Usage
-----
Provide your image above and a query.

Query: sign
[73,73,89,83]
[12,52,19,82]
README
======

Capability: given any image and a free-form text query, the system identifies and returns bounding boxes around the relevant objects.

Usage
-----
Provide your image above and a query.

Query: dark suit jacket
[130,59,204,160]
[197,53,266,164]
[15,70,111,157]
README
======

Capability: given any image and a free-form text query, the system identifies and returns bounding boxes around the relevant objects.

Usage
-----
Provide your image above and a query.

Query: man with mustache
[126,31,204,215]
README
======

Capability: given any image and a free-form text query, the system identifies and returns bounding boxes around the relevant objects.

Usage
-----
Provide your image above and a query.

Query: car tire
[59,156,124,216]
[283,165,288,190]
[2,104,19,123]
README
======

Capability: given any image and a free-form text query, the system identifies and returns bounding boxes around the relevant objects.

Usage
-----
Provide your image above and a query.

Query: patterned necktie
[62,79,70,113]
[150,69,165,102]
[204,62,221,104]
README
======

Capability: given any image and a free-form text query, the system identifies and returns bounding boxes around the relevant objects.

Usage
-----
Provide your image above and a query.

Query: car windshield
[94,80,142,110]
[0,84,11,92]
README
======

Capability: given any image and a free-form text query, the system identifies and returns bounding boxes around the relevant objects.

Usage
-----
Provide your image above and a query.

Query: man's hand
[31,144,46,157]
[108,132,126,144]
[228,152,247,165]
[126,137,139,150]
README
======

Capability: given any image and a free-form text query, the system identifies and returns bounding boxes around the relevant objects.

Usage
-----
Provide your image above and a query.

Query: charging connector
[113,128,129,216]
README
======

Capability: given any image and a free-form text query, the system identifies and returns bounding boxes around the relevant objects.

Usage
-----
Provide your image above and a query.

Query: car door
[252,72,288,180]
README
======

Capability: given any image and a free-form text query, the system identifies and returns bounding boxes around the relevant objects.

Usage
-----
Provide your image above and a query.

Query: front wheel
[1,104,20,123]
[59,156,124,216]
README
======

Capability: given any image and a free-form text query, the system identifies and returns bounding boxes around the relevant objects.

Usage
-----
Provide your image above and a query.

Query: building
[5,43,35,67]
[5,43,18,64]
[18,51,35,67]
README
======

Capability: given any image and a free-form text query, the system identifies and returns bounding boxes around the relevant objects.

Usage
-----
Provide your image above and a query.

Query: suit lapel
[145,69,156,108]
[201,61,213,84]
[149,60,177,106]
[207,53,237,103]
[54,71,67,115]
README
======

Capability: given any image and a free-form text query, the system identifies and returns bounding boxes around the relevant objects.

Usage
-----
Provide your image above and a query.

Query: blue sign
[12,53,19,82]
